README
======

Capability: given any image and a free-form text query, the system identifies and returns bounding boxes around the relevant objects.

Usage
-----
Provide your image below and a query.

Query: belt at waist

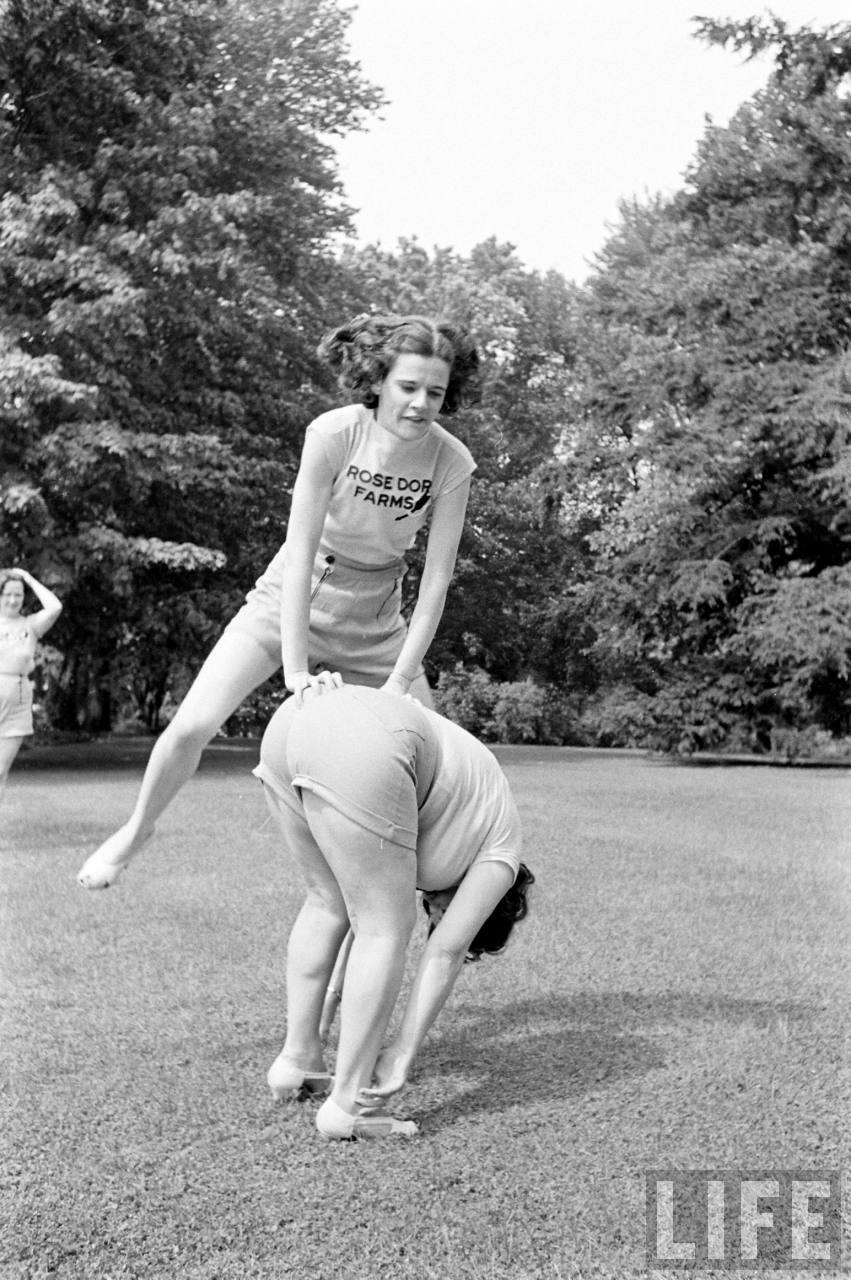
[318,546,406,574]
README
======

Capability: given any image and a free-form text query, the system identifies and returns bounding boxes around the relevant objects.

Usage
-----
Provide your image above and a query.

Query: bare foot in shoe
[267,1051,331,1101]
[76,826,154,889]
[316,1097,418,1140]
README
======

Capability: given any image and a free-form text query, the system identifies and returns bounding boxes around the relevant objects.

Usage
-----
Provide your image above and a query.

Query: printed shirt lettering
[307,404,476,564]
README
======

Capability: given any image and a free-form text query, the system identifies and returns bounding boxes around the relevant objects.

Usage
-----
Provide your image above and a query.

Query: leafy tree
[5,4,847,751]
[567,16,851,747]
[340,235,581,478]
[0,0,382,728]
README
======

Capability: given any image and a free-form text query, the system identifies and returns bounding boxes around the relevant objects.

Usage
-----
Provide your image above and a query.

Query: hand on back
[286,668,343,707]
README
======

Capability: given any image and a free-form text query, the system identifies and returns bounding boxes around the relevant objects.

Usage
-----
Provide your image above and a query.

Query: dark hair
[422,863,535,962]
[318,313,481,415]
[0,571,24,595]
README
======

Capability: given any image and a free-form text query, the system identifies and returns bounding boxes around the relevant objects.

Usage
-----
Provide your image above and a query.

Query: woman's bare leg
[77,630,278,887]
[0,737,24,803]
[300,792,417,1116]
[260,788,350,1077]
[282,902,350,1066]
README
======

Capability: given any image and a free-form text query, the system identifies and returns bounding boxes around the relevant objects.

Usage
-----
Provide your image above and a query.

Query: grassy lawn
[1,741,849,1279]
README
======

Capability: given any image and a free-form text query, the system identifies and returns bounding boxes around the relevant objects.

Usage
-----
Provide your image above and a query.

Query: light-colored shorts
[0,674,34,738]
[225,545,422,685]
[254,686,438,851]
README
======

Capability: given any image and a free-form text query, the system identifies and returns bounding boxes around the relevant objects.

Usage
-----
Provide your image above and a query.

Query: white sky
[333,0,849,283]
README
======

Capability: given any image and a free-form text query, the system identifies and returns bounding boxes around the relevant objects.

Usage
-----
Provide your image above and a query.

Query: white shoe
[316,1097,418,1140]
[267,1052,332,1101]
[77,826,154,890]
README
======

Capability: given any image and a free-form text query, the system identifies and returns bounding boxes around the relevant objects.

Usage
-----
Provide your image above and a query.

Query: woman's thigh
[301,791,417,936]
[174,629,279,734]
[0,675,33,737]
[262,786,346,918]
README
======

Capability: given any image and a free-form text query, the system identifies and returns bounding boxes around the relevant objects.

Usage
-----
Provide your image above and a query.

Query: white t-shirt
[308,404,476,565]
[413,703,522,890]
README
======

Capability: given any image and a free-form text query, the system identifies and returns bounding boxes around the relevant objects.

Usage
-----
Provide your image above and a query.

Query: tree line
[2,0,849,753]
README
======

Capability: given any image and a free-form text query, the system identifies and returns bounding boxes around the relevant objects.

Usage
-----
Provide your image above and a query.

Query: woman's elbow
[428,936,469,971]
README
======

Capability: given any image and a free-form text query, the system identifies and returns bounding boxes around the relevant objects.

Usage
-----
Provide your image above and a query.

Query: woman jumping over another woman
[77,314,481,890]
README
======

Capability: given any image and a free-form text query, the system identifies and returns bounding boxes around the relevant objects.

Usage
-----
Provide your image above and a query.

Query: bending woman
[78,314,480,889]
[0,568,62,801]
[255,684,534,1141]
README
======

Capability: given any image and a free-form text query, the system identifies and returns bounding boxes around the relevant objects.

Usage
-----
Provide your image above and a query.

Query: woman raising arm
[0,568,62,800]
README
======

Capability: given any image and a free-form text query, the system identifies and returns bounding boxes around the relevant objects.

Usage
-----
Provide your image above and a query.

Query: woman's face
[0,579,24,617]
[374,353,451,443]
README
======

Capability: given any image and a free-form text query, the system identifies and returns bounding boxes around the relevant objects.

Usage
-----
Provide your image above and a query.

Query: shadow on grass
[412,989,820,1130]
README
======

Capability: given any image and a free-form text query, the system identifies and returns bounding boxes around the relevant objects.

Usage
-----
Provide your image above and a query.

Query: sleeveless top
[307,404,476,565]
[0,618,38,676]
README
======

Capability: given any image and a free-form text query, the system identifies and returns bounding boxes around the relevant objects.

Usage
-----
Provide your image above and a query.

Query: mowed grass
[1,741,849,1280]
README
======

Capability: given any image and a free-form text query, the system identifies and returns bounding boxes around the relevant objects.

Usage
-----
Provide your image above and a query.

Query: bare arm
[279,434,338,705]
[361,859,515,1100]
[382,476,471,695]
[12,568,62,638]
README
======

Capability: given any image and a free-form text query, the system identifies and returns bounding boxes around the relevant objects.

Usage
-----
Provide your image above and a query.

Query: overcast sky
[332,1,849,283]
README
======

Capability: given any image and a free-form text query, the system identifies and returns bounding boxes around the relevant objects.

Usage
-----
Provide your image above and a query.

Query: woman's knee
[349,896,418,942]
[161,702,219,751]
[166,633,276,748]
[289,898,349,964]
[301,881,349,927]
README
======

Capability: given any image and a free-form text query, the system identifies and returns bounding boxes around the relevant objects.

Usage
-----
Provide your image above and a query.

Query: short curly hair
[318,313,481,415]
[422,862,536,962]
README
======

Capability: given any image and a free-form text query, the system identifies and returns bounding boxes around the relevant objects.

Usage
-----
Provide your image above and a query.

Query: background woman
[0,568,62,801]
[78,314,480,890]
[255,684,534,1141]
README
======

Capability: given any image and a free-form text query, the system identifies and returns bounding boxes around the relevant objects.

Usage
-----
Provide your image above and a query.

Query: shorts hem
[293,774,418,851]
